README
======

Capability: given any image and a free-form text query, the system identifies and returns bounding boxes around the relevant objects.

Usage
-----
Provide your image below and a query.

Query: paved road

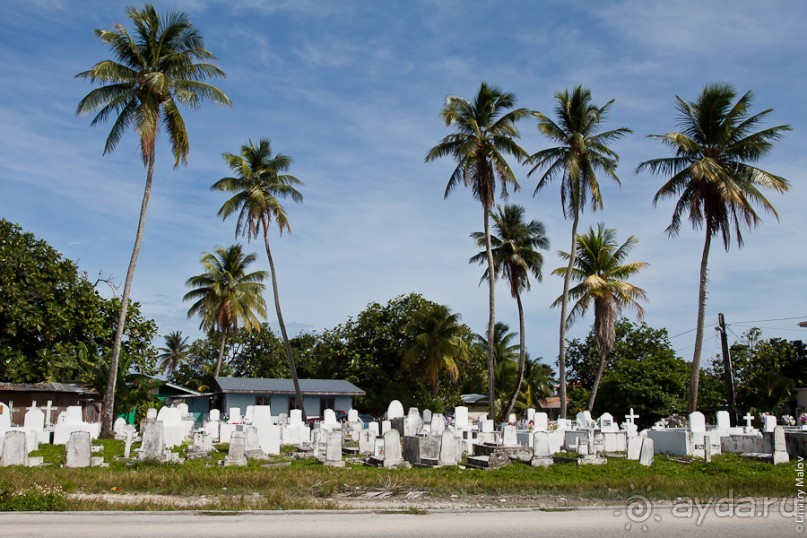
[0,507,798,537]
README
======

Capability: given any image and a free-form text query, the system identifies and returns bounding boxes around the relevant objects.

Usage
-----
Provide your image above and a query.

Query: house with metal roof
[177,377,365,419]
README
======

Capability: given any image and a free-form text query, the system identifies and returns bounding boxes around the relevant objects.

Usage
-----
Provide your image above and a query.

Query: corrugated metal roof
[0,382,94,394]
[214,377,365,396]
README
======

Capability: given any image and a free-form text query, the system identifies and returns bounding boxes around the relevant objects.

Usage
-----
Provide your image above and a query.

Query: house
[0,382,100,424]
[175,377,366,419]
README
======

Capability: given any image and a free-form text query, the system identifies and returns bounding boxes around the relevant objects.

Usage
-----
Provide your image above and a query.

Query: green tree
[211,138,306,418]
[184,245,267,377]
[552,224,648,411]
[529,86,631,418]
[517,358,555,412]
[402,303,469,395]
[426,82,529,419]
[76,4,230,435]
[470,204,549,419]
[157,331,189,375]
[0,220,157,383]
[475,321,520,419]
[637,83,790,413]
[566,319,690,426]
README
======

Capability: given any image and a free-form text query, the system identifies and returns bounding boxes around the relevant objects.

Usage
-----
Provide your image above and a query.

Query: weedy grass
[1,445,792,511]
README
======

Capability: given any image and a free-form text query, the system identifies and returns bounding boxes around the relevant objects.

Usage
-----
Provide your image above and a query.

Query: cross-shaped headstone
[626,408,639,425]
[29,400,38,410]
[44,401,54,426]
[743,412,754,429]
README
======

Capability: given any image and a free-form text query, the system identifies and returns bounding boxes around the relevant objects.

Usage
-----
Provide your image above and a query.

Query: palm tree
[184,245,267,377]
[552,224,648,411]
[426,82,529,419]
[75,4,231,435]
[470,204,549,420]
[529,85,631,418]
[402,303,469,395]
[636,83,790,412]
[157,331,190,375]
[476,321,520,419]
[211,138,306,417]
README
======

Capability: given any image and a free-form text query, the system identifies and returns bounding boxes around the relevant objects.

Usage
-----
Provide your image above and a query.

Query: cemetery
[0,397,797,511]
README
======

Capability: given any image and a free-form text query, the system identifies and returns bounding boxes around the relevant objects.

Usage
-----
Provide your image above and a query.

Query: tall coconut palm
[402,303,469,395]
[552,224,648,411]
[75,4,231,435]
[528,85,631,418]
[470,204,549,419]
[157,331,190,375]
[636,83,790,412]
[426,82,529,419]
[211,139,307,418]
[184,245,267,377]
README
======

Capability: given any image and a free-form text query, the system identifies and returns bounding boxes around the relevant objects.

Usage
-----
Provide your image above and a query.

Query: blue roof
[214,377,365,396]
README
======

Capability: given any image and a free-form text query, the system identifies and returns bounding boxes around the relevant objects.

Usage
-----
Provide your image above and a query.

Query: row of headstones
[0,401,101,446]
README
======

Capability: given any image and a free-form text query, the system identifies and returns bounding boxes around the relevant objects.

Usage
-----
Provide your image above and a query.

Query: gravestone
[502,425,518,446]
[639,437,654,466]
[576,411,594,429]
[531,431,553,467]
[146,408,158,420]
[716,411,731,431]
[0,431,27,467]
[186,430,214,459]
[123,427,134,459]
[322,409,340,432]
[223,431,247,466]
[387,400,405,420]
[0,402,11,432]
[252,405,280,455]
[53,406,100,445]
[625,408,639,426]
[139,419,164,461]
[598,412,619,433]
[66,430,92,468]
[368,422,380,436]
[743,412,755,430]
[373,429,405,468]
[24,406,47,443]
[325,431,345,467]
[481,420,494,433]
[422,409,433,424]
[348,409,359,423]
[431,430,457,467]
[534,413,548,432]
[113,418,127,437]
[381,420,391,435]
[773,426,789,465]
[627,436,642,461]
[454,407,469,429]
[156,407,184,448]
[763,415,777,433]
[688,412,706,433]
[527,408,536,423]
[229,408,243,423]
[404,408,423,437]
[244,405,255,425]
[431,414,446,435]
[507,413,517,425]
[205,409,221,442]
[359,429,376,455]
[244,426,265,459]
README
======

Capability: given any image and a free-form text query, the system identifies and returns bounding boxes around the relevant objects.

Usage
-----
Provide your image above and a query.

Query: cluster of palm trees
[427,81,789,420]
[78,5,790,434]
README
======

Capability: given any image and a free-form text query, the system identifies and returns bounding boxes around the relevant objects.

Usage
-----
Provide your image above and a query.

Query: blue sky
[2,1,806,370]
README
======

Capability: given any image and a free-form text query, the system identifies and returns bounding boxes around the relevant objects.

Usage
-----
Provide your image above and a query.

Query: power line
[669,321,717,339]
[730,325,807,333]
[730,315,807,324]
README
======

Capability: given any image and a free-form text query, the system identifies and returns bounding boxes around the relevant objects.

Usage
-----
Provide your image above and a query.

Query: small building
[177,377,365,419]
[0,382,100,424]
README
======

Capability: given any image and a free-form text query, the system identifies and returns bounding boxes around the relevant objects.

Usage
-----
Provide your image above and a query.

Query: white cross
[626,408,639,425]
[44,400,55,426]
[28,400,38,410]
[743,412,754,429]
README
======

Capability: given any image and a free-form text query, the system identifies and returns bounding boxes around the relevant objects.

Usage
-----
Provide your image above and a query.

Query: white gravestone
[454,407,469,429]
[253,405,280,455]
[324,431,345,467]
[527,408,536,423]
[531,431,553,467]
[639,437,654,466]
[223,431,247,466]
[688,412,706,433]
[502,425,518,446]
[716,411,731,431]
[534,413,548,432]
[348,409,359,423]
[386,401,405,420]
[763,415,777,433]
[156,407,184,449]
[576,411,594,429]
[1,430,28,466]
[53,406,100,445]
[404,408,423,437]
[65,430,92,468]
[381,429,404,468]
[598,412,619,433]
[422,409,433,424]
[773,426,789,465]
[438,429,461,466]
[431,414,446,435]
[24,406,48,444]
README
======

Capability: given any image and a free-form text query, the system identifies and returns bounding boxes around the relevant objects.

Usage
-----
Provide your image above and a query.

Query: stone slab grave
[205,409,221,442]
[186,429,214,459]
[627,436,643,461]
[639,437,654,466]
[531,431,553,467]
[139,418,182,463]
[156,407,184,449]
[468,430,532,469]
[501,425,518,446]
[177,403,195,439]
[359,429,377,455]
[476,419,498,445]
[454,406,469,430]
[403,434,441,466]
[773,426,789,464]
[252,405,280,456]
[366,429,406,468]
[324,431,345,467]
[576,431,606,465]
[218,408,242,443]
[66,430,105,468]
[320,409,340,432]
[222,430,247,466]
[430,414,446,436]
[24,404,49,444]
[244,427,267,460]
[282,409,309,446]
[763,415,777,433]
[598,412,619,433]
[404,408,423,437]
[387,400,405,420]
[647,411,721,458]
[576,411,595,429]
[53,406,100,445]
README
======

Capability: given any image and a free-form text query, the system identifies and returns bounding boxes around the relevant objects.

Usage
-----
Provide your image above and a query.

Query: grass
[3,440,794,511]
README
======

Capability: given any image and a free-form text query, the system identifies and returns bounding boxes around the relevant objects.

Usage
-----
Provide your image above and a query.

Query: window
[319,397,335,417]
[256,396,266,405]
[288,397,297,411]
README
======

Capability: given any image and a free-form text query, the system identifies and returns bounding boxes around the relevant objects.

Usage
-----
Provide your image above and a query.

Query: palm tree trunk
[484,206,497,421]
[263,221,306,421]
[688,227,712,413]
[214,331,228,378]
[101,153,155,437]
[503,291,526,420]
[557,209,580,420]
[587,349,607,412]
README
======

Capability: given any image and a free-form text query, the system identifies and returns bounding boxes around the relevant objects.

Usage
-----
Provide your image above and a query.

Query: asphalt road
[0,506,798,537]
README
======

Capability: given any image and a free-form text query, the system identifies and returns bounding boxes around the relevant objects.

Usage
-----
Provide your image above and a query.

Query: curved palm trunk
[483,206,497,421]
[503,291,526,420]
[557,209,580,420]
[688,228,712,413]
[587,349,607,412]
[214,331,228,378]
[263,222,306,421]
[102,153,155,437]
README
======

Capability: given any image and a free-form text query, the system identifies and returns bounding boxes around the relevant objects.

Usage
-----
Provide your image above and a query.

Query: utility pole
[717,313,738,426]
